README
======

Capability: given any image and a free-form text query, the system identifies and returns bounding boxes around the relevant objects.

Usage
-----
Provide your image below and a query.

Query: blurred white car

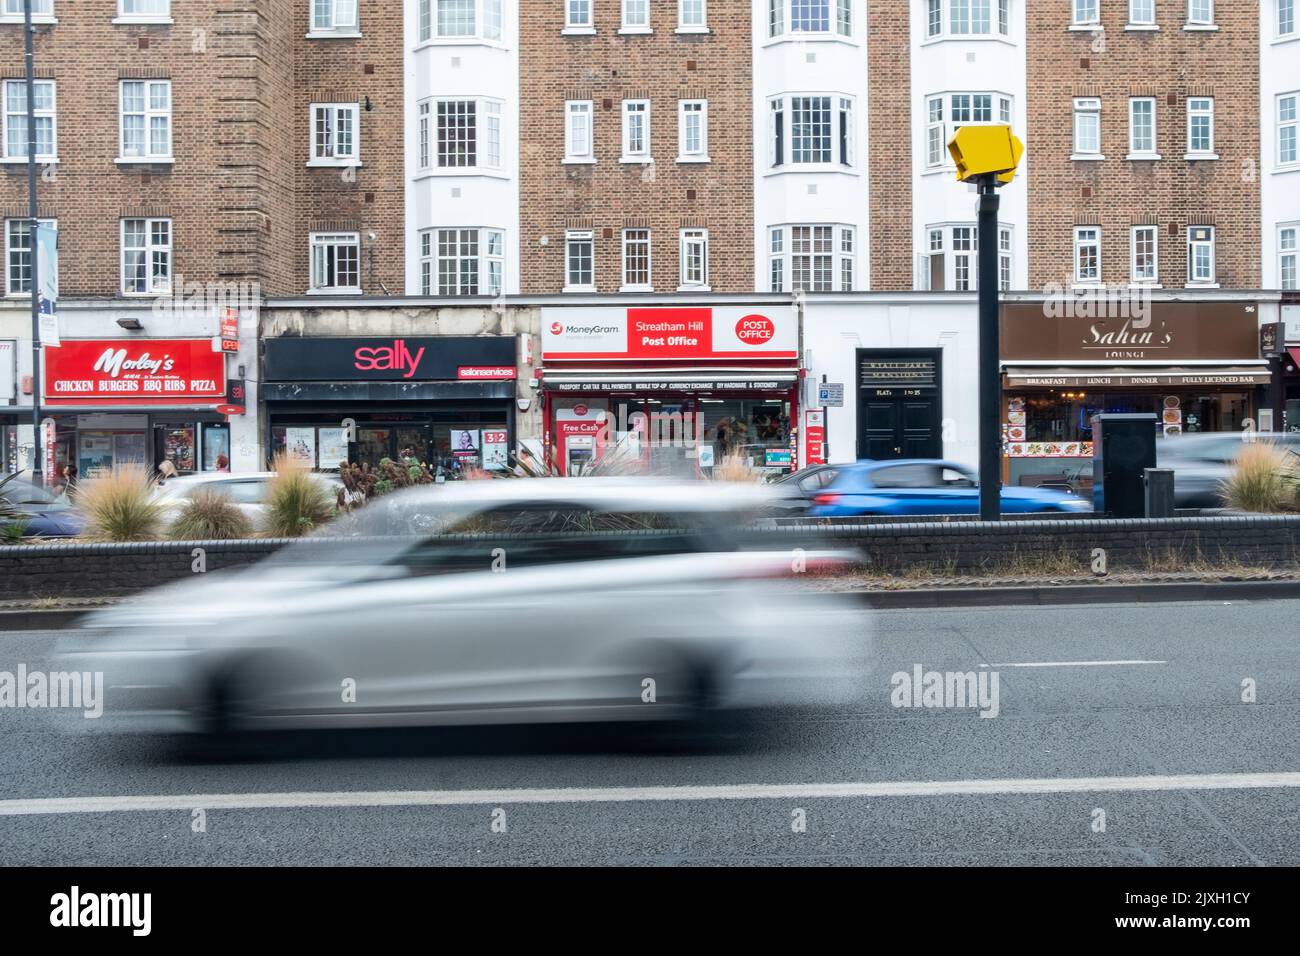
[1157,433,1300,508]
[59,479,871,738]
[153,471,344,521]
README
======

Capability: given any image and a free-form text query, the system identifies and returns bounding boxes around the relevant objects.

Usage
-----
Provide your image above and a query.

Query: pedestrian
[157,459,178,485]
[63,464,78,497]
[214,454,230,472]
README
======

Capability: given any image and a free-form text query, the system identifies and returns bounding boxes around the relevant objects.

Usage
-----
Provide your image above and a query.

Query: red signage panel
[43,339,226,405]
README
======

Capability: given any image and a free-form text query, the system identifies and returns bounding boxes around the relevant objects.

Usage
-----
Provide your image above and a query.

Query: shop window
[309,231,360,293]
[698,398,793,473]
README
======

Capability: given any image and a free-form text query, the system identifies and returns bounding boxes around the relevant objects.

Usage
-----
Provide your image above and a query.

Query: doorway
[856,349,943,461]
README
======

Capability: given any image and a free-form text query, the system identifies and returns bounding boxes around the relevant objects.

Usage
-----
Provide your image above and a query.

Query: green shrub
[264,454,335,537]
[169,488,253,540]
[77,465,165,541]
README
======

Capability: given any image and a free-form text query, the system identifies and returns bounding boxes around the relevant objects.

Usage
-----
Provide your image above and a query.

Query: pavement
[1,598,1298,866]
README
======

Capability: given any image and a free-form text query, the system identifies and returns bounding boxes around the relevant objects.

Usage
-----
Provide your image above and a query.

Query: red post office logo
[736,314,775,345]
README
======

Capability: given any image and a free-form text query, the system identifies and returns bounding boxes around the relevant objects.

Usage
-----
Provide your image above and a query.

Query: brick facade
[517,0,753,294]
[0,3,403,299]
[866,0,912,291]
[1025,3,1261,289]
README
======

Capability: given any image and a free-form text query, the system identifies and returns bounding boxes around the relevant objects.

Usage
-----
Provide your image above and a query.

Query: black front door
[856,350,943,461]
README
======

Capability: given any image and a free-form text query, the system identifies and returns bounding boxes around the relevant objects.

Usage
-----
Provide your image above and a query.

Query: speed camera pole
[24,0,42,482]
[946,123,1023,523]
[977,176,1000,521]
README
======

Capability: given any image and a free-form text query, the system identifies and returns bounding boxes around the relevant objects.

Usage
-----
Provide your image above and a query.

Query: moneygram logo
[554,323,621,337]
[550,322,563,335]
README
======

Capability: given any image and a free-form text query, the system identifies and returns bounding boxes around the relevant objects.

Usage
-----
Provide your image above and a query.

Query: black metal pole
[977,176,1001,521]
[24,0,42,482]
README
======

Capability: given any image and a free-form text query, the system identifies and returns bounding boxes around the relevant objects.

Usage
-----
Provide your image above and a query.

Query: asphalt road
[2,598,1299,866]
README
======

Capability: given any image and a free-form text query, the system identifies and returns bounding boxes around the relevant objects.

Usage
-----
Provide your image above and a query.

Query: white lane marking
[978,660,1167,668]
[2,771,1300,817]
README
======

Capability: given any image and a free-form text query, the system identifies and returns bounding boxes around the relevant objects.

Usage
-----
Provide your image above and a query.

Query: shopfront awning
[261,381,515,402]
[542,367,799,393]
[1003,366,1272,388]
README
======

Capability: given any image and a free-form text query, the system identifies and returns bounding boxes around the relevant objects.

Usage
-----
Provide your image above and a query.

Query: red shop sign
[44,339,226,405]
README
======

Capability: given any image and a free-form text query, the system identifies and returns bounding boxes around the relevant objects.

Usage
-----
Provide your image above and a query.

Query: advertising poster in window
[482,429,508,470]
[317,428,350,470]
[285,427,317,467]
[450,429,480,461]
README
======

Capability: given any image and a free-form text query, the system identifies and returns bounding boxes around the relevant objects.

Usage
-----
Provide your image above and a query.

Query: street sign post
[818,383,844,407]
[947,124,1024,521]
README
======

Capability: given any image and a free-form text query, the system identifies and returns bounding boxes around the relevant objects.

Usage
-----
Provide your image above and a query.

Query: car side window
[941,468,975,487]
[870,465,940,489]
[224,480,271,504]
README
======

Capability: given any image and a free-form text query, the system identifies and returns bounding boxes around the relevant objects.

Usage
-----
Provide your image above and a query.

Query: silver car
[1156,432,1300,508]
[153,471,345,522]
[59,479,871,739]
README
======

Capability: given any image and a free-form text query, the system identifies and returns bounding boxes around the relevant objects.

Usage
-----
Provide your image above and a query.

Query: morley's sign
[43,340,225,404]
[1001,301,1263,363]
[542,306,797,361]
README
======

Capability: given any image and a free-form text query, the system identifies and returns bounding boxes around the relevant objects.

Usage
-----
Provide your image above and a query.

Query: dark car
[769,464,843,515]
[809,460,1092,517]
[0,473,87,538]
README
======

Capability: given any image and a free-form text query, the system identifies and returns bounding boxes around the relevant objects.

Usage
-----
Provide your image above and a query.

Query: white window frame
[677,99,709,162]
[1127,97,1158,158]
[564,0,594,33]
[1,0,54,22]
[564,100,595,163]
[1128,0,1156,27]
[1185,0,1215,28]
[307,102,360,166]
[1279,224,1298,290]
[767,224,854,293]
[621,99,651,163]
[1186,225,1216,286]
[120,217,172,297]
[768,92,857,169]
[118,79,172,163]
[1130,225,1160,285]
[621,228,653,292]
[923,91,1014,169]
[4,217,55,297]
[308,0,359,37]
[1185,96,1216,158]
[115,0,171,24]
[418,101,430,170]
[677,0,707,33]
[1281,0,1296,39]
[1072,97,1102,159]
[926,0,1010,38]
[678,228,709,291]
[430,96,504,171]
[1,79,56,163]
[418,227,504,296]
[1278,92,1299,168]
[1072,0,1100,26]
[309,232,361,294]
[418,0,503,43]
[620,0,651,34]
[767,0,854,39]
[919,223,1012,291]
[1073,226,1102,286]
[563,230,595,293]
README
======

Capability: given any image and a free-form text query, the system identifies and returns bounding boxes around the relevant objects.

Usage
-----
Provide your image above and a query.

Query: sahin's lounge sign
[1001,301,1262,363]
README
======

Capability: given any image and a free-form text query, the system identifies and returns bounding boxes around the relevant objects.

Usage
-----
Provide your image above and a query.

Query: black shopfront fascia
[261,336,519,470]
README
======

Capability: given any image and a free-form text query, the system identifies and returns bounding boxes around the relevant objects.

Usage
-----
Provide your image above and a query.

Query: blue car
[809,460,1092,517]
[0,473,88,538]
